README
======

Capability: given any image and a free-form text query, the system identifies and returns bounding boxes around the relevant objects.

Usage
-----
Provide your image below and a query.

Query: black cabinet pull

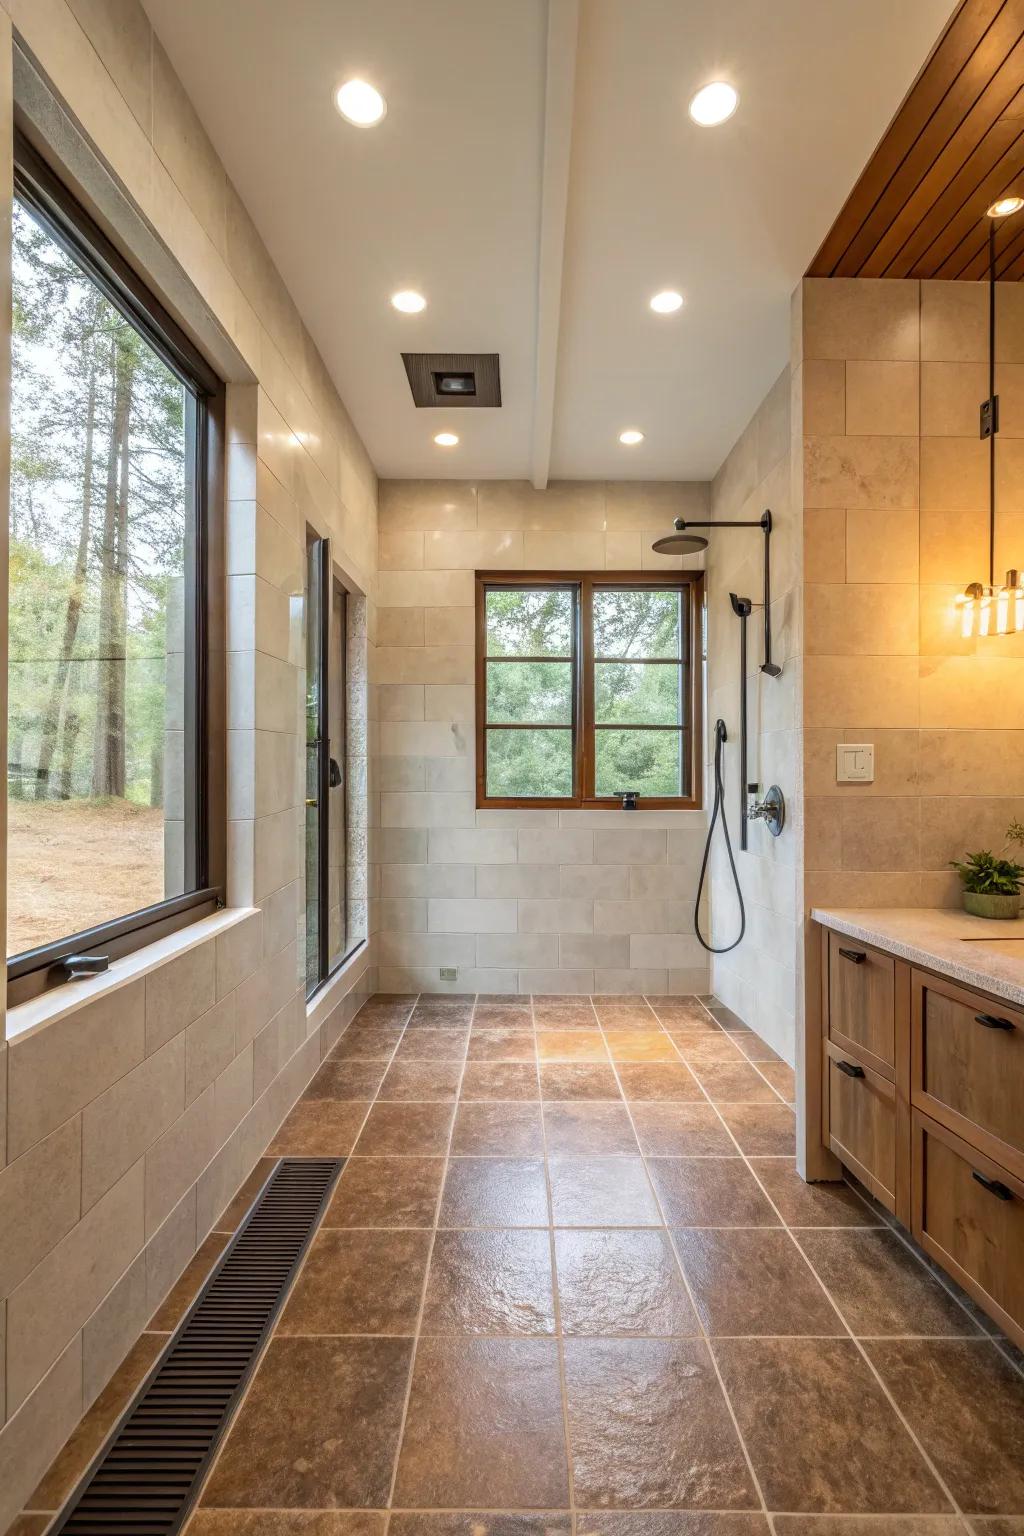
[836,1059,865,1079]
[838,947,866,964]
[972,1170,1013,1201]
[975,1012,1015,1032]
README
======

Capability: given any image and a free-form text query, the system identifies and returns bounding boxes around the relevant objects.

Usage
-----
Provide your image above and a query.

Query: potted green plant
[951,821,1024,919]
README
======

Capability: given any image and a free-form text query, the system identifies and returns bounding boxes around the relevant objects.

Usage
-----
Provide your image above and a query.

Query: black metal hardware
[615,790,639,810]
[60,953,109,978]
[972,1169,1013,1201]
[839,947,866,964]
[329,756,342,789]
[975,1012,1015,1031]
[730,593,753,850]
[836,1059,865,1078]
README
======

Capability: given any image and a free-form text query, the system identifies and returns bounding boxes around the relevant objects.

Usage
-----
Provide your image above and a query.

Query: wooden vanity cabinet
[817,923,1024,1350]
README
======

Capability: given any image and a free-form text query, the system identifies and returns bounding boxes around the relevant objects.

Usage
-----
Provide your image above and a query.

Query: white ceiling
[143,0,953,484]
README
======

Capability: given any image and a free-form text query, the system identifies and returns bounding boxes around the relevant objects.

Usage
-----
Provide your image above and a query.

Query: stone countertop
[810,906,1024,1008]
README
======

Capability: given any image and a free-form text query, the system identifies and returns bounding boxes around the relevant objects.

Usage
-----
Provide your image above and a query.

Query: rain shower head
[651,530,708,554]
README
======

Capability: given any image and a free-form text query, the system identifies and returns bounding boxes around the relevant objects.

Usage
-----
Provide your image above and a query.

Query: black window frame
[7,132,225,1005]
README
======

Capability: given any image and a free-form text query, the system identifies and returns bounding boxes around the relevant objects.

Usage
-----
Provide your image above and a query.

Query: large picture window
[7,138,223,1000]
[475,571,703,810]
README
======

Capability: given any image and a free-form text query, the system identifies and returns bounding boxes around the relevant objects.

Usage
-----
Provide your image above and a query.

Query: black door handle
[60,953,109,979]
[836,1059,865,1079]
[975,1013,1015,1032]
[972,1170,1013,1201]
[838,947,866,964]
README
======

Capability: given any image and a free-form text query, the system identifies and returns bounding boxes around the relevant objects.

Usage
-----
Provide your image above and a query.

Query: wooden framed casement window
[475,571,704,810]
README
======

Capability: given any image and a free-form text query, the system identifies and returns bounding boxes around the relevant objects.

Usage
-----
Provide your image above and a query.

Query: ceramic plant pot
[962,890,1021,920]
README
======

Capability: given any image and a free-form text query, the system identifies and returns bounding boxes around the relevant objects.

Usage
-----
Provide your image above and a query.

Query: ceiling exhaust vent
[402,351,501,408]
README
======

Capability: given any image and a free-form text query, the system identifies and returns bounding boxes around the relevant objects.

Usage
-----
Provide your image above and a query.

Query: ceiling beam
[530,0,579,490]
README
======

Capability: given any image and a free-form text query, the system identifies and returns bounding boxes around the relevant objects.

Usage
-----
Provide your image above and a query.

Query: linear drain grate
[50,1156,342,1536]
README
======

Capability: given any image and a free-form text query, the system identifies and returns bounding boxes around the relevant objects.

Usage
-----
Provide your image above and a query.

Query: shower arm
[670,509,781,676]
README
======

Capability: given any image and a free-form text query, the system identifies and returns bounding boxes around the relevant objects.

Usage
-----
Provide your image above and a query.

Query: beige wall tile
[805,583,918,656]
[804,655,919,728]
[0,1339,83,1536]
[920,436,988,512]
[144,1086,217,1238]
[379,480,478,531]
[803,797,842,871]
[560,934,629,969]
[0,1119,82,1298]
[424,607,474,647]
[82,1252,149,1408]
[605,481,708,531]
[918,728,1024,796]
[920,360,987,436]
[802,359,845,435]
[379,683,425,721]
[840,796,921,871]
[920,655,1024,729]
[845,361,919,436]
[845,508,918,585]
[519,898,594,934]
[185,996,237,1105]
[522,531,608,569]
[804,435,918,509]
[804,729,920,798]
[803,277,919,361]
[7,1163,144,1413]
[921,795,1024,871]
[378,608,425,648]
[918,509,988,585]
[804,508,846,583]
[380,529,423,571]
[145,940,217,1055]
[216,911,263,998]
[82,1036,185,1212]
[424,530,524,569]
[67,0,152,132]
[920,281,986,363]
[8,981,146,1159]
[477,480,605,531]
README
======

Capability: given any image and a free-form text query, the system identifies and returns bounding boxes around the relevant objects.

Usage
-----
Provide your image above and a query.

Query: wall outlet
[439,966,458,982]
[836,742,874,783]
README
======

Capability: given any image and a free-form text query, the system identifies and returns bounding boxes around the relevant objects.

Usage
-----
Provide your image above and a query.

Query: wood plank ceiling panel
[808,0,1024,279]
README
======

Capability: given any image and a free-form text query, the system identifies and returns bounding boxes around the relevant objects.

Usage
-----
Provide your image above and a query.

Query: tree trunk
[91,334,133,798]
[35,357,97,798]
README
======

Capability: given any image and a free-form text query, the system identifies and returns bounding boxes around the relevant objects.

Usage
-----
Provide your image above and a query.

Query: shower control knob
[747,785,785,838]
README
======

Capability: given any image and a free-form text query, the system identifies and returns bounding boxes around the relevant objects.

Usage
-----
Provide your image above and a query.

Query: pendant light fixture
[956,202,1024,637]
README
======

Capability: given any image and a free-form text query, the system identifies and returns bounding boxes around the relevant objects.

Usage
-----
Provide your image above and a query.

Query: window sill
[5,907,258,1046]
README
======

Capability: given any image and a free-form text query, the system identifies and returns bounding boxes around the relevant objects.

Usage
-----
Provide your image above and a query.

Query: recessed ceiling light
[335,78,386,126]
[391,289,426,313]
[988,195,1024,218]
[619,429,644,445]
[434,431,459,447]
[689,81,738,127]
[650,289,684,314]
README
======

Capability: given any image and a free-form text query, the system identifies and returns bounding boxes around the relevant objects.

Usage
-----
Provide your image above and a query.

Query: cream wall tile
[921,796,1024,871]
[376,932,476,969]
[804,583,918,656]
[561,864,629,898]
[145,941,217,1054]
[214,1047,254,1145]
[144,1086,217,1238]
[804,508,846,583]
[380,530,423,571]
[428,898,517,933]
[476,864,560,898]
[520,968,593,995]
[379,720,467,757]
[379,684,425,721]
[82,1253,149,1409]
[804,729,919,798]
[519,898,594,934]
[804,655,919,728]
[425,685,475,722]
[378,608,425,648]
[67,0,152,132]
[594,900,688,934]
[629,935,704,970]
[477,933,559,968]
[840,797,921,871]
[424,530,524,569]
[0,1339,82,1536]
[604,531,642,567]
[920,361,987,436]
[605,481,708,531]
[517,828,593,864]
[523,531,608,569]
[803,277,919,361]
[380,791,476,829]
[920,281,986,362]
[802,359,845,435]
[381,864,475,898]
[7,1162,144,1413]
[379,480,478,531]
[804,435,918,509]
[477,480,605,531]
[376,645,474,686]
[845,361,919,436]
[185,996,237,1106]
[0,1118,81,1298]
[429,827,517,864]
[845,508,919,585]
[918,509,988,584]
[82,1035,185,1211]
[216,911,262,998]
[920,655,1024,728]
[920,437,988,512]
[918,728,1024,796]
[8,980,146,1159]
[424,607,475,647]
[593,828,666,865]
[379,570,474,608]
[560,934,629,969]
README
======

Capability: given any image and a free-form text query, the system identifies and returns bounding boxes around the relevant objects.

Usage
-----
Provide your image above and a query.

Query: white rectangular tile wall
[373,479,713,996]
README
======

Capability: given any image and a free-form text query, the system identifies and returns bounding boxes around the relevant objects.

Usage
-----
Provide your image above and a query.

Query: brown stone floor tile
[421,1228,556,1335]
[323,1157,444,1227]
[329,1025,404,1061]
[688,1061,780,1104]
[473,1002,533,1025]
[353,1003,415,1027]
[202,1336,411,1508]
[756,1060,796,1101]
[534,1003,598,1028]
[354,1101,455,1156]
[536,1030,609,1061]
[467,1028,536,1060]
[773,1521,961,1534]
[673,1228,842,1336]
[673,1035,750,1065]
[592,1004,658,1027]
[269,1099,370,1155]
[603,1030,678,1062]
[968,1522,1024,1534]
[212,1157,277,1233]
[616,1063,703,1100]
[543,1102,639,1154]
[392,1028,469,1061]
[630,1103,737,1157]
[28,1333,165,1509]
[279,1228,430,1335]
[460,1061,539,1100]
[747,1159,881,1227]
[797,1230,982,1338]
[539,1063,622,1100]
[391,1517,571,1536]
[864,1338,1024,1514]
[548,1157,660,1227]
[393,1336,569,1507]
[555,1229,698,1335]
[647,998,714,1020]
[714,1337,949,1513]
[732,1031,783,1064]
[576,1518,769,1536]
[647,1158,780,1226]
[440,1157,549,1226]
[534,993,595,1006]
[189,1514,387,1535]
[378,1061,462,1100]
[304,1061,387,1099]
[717,1102,795,1156]
[451,1102,545,1156]
[148,1233,228,1331]
[408,1002,473,1027]
[564,1337,758,1509]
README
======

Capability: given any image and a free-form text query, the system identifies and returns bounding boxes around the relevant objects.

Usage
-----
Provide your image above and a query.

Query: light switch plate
[836,742,874,783]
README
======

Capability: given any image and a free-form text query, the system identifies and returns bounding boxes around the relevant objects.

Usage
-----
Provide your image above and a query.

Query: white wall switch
[836,743,874,784]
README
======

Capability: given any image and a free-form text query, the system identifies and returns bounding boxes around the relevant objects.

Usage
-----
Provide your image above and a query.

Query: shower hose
[694,717,746,954]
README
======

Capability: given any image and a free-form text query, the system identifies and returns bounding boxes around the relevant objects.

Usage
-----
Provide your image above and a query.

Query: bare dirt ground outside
[7,799,165,956]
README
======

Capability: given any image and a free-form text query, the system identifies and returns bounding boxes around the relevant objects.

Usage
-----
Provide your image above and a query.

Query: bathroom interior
[2,0,1024,1530]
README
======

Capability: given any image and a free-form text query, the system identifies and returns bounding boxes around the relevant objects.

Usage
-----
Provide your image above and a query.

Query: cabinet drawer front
[915,1115,1024,1343]
[914,973,1024,1177]
[827,1045,896,1209]
[829,931,895,1071]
